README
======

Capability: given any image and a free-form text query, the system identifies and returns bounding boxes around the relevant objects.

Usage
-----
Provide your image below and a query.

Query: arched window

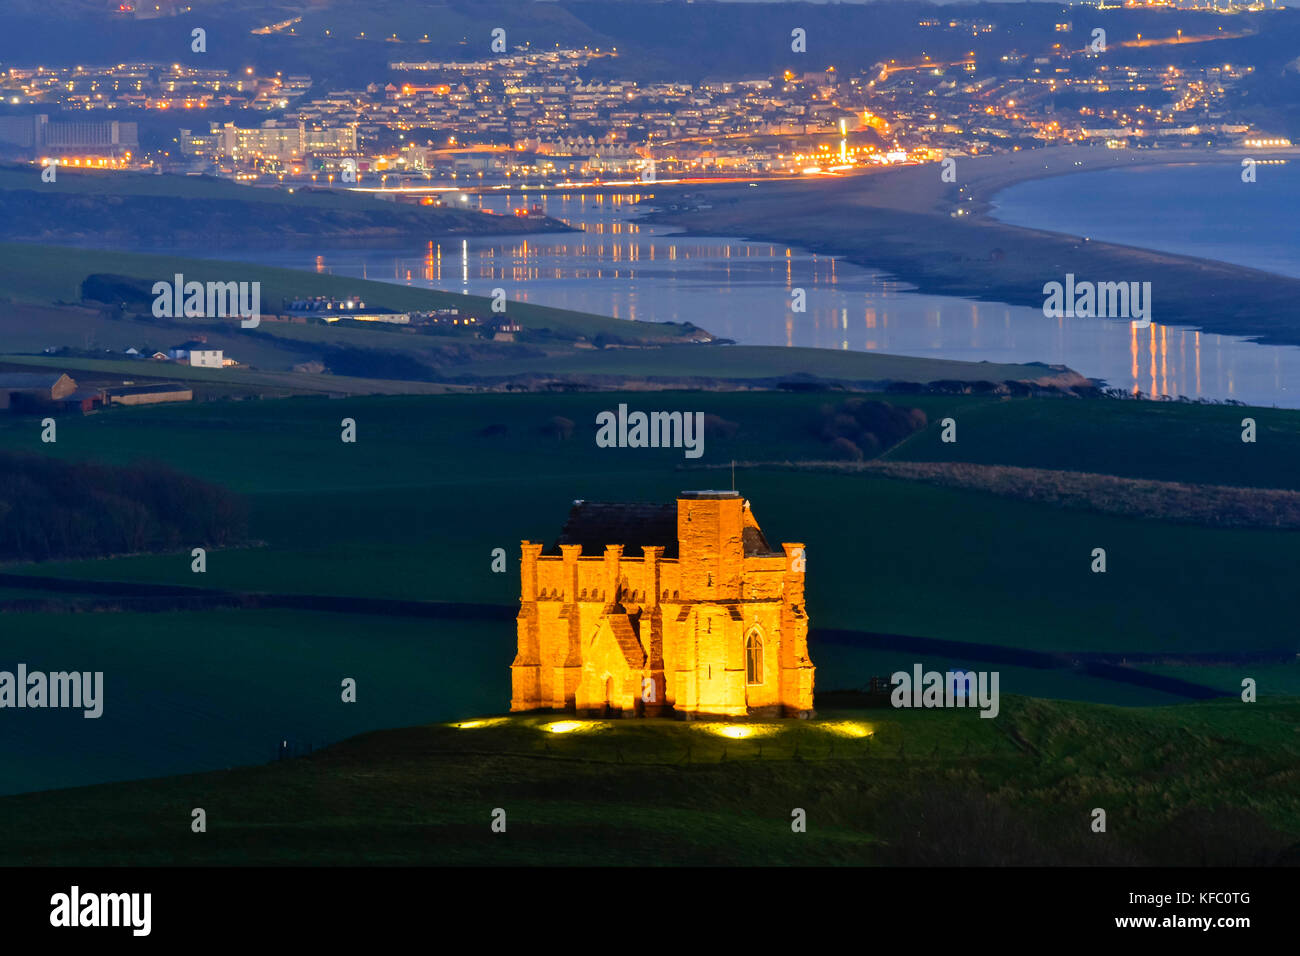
[746,630,764,685]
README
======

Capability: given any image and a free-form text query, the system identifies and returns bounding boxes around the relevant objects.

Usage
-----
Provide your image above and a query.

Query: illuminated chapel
[511,491,814,719]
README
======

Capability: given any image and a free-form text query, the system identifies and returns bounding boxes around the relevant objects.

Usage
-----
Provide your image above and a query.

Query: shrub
[811,399,927,458]
[0,452,247,562]
[702,413,740,439]
[540,416,575,440]
[830,437,863,461]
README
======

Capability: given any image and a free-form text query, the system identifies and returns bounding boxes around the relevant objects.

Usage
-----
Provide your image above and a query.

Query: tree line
[0,452,248,563]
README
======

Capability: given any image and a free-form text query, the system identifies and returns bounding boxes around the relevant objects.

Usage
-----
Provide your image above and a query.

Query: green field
[0,608,507,795]
[1134,662,1300,698]
[442,344,1060,383]
[2,390,1297,661]
[885,397,1300,490]
[0,353,458,396]
[0,341,1071,391]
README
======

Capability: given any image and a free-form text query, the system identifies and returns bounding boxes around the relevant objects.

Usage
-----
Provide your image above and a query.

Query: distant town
[0,6,1290,188]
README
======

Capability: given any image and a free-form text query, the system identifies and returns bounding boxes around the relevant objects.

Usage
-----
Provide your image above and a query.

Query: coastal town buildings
[0,14,1279,180]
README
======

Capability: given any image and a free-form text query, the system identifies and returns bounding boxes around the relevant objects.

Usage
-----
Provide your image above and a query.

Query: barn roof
[0,373,72,389]
[104,383,192,397]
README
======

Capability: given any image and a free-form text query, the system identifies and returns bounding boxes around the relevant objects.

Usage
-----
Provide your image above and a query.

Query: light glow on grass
[541,720,607,734]
[695,723,780,739]
[545,721,584,734]
[453,718,507,730]
[816,721,874,738]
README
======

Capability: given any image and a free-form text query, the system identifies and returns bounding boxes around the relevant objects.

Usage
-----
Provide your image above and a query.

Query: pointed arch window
[745,630,764,685]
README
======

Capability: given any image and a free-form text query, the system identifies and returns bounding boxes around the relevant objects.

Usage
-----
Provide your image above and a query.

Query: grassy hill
[0,167,574,249]
[1,697,1296,866]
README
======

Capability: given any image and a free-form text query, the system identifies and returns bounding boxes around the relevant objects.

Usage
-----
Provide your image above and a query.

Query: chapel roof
[550,501,678,558]
[547,496,781,559]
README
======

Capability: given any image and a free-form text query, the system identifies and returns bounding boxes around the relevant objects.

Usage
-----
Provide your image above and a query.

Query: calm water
[214,186,1300,408]
[992,161,1300,280]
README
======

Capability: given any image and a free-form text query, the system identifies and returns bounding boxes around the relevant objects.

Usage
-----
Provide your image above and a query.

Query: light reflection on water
[217,191,1300,408]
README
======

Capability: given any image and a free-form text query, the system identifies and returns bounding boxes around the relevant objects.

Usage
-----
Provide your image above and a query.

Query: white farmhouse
[188,350,223,368]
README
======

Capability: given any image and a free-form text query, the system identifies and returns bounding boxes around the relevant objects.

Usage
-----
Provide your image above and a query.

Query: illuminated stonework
[511,491,815,719]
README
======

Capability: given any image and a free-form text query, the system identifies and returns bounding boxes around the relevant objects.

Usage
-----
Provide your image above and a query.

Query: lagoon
[184,187,1300,407]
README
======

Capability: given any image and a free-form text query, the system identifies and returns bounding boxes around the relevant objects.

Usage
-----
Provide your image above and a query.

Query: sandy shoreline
[852,146,1258,216]
[642,146,1300,349]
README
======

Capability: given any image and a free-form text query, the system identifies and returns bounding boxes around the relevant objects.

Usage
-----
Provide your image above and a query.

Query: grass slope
[1,697,1296,866]
[445,343,1064,384]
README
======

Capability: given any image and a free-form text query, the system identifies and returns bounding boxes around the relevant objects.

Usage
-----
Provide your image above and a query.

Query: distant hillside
[0,169,573,249]
[0,1,1287,88]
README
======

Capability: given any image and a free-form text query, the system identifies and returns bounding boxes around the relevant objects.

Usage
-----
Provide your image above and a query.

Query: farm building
[169,342,223,368]
[188,350,223,368]
[0,372,77,411]
[0,374,192,413]
[60,388,106,414]
[103,383,194,406]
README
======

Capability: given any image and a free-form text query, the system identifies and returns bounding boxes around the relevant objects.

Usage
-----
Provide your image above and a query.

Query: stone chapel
[511,490,814,719]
